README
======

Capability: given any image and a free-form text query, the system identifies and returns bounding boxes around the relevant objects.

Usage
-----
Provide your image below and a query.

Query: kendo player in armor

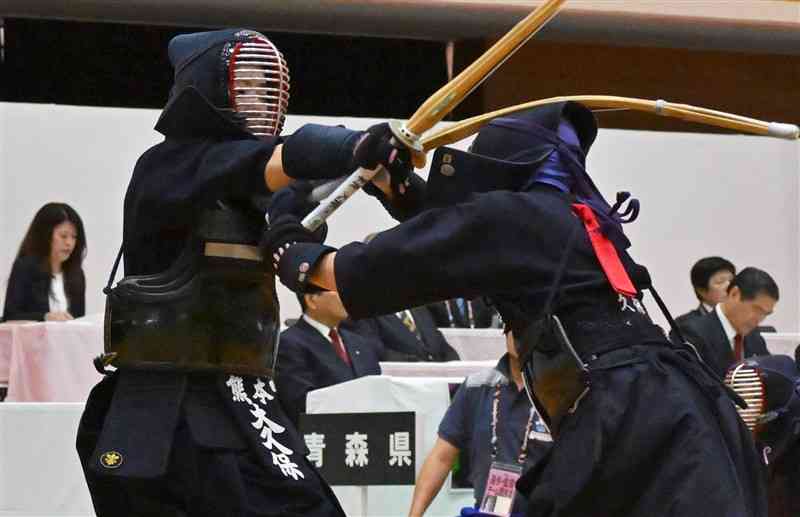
[76,29,402,517]
[727,353,800,517]
[262,102,768,516]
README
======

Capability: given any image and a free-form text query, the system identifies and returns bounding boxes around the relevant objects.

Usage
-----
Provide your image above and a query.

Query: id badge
[479,462,523,517]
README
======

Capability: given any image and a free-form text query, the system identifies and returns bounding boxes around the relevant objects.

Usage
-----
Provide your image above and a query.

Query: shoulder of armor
[464,367,508,389]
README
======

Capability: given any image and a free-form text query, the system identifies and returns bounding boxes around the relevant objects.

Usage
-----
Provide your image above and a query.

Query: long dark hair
[16,203,87,310]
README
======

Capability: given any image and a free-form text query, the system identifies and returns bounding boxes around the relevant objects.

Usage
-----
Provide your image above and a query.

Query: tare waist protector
[103,209,279,378]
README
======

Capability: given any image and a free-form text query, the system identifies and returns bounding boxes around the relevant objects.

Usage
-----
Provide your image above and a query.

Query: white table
[379,361,495,378]
[439,328,505,361]
[437,328,800,363]
[762,332,800,357]
[307,375,478,517]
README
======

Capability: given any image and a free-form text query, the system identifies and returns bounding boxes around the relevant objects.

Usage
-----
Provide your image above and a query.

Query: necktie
[400,311,417,333]
[329,328,351,365]
[399,310,422,340]
[733,334,744,362]
[455,298,466,317]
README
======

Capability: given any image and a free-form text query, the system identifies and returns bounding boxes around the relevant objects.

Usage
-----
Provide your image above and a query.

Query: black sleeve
[122,137,281,275]
[425,301,450,328]
[334,190,571,319]
[676,322,715,370]
[439,334,461,361]
[2,257,48,321]
[130,137,279,217]
[751,332,770,356]
[68,269,86,318]
[476,298,499,328]
[341,319,386,361]
[672,317,699,346]
[416,307,459,361]
[275,334,318,426]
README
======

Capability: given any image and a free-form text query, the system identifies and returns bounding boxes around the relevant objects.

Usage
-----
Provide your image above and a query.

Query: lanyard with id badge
[478,383,538,517]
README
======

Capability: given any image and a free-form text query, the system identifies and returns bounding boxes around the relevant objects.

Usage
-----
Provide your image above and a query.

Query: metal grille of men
[725,362,767,433]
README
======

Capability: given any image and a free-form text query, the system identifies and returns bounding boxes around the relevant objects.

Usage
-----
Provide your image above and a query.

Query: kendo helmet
[424,101,598,209]
[167,28,290,137]
[726,353,800,465]
[469,101,597,164]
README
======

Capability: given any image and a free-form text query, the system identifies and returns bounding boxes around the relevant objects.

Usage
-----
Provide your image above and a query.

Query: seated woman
[2,202,87,321]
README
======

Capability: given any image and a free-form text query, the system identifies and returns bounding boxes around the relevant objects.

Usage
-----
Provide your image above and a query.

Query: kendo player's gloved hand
[260,214,336,293]
[262,182,334,292]
[352,122,413,196]
[265,181,327,242]
[362,170,427,222]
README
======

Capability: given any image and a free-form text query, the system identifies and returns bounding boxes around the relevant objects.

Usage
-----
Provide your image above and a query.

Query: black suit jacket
[672,309,770,380]
[350,307,460,362]
[2,256,85,321]
[276,318,382,424]
[426,297,498,329]
[674,303,711,329]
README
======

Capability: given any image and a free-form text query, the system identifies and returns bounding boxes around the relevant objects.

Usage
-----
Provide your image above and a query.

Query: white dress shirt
[49,273,68,313]
[302,314,333,342]
[715,303,738,350]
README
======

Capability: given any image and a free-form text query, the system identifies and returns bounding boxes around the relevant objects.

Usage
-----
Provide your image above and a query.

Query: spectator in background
[675,256,736,327]
[349,231,460,362]
[2,202,86,322]
[673,267,777,379]
[427,297,502,329]
[349,306,460,362]
[276,287,382,425]
[408,332,551,517]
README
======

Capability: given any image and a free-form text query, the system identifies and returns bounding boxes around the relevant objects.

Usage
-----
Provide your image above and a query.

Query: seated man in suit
[427,297,502,329]
[673,266,778,379]
[276,288,382,425]
[350,233,459,361]
[348,306,460,362]
[675,256,736,327]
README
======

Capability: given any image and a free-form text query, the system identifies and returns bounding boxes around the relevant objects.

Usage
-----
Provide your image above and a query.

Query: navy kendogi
[74,28,376,517]
[263,102,768,516]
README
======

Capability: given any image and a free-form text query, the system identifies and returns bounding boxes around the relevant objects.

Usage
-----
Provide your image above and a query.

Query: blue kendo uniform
[76,29,349,517]
[265,101,768,517]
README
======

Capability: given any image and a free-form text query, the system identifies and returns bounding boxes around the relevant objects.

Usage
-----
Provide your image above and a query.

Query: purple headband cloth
[487,115,639,250]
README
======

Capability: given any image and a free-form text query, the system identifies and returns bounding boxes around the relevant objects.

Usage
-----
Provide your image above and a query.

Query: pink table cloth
[0,324,15,385]
[0,317,103,402]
